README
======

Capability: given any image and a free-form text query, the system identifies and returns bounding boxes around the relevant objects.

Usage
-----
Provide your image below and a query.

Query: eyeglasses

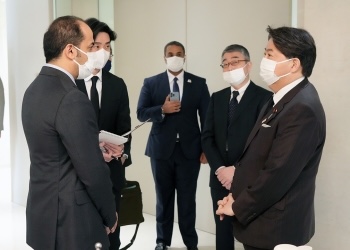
[220,60,248,69]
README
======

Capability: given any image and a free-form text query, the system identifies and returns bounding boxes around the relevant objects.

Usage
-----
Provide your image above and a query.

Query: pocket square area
[262,124,271,128]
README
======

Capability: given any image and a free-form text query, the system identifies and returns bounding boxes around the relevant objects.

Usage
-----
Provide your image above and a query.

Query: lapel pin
[187,79,192,83]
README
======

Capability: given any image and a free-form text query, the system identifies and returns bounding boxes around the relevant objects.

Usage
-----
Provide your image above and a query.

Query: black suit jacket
[231,78,326,249]
[76,70,132,174]
[202,82,271,189]
[22,66,116,250]
[137,71,210,160]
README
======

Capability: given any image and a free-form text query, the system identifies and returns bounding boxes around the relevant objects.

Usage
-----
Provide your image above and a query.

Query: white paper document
[99,130,128,145]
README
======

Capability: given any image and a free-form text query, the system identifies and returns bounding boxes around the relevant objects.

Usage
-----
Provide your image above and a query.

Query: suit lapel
[182,72,191,103]
[100,72,109,112]
[158,72,171,103]
[221,88,232,129]
[242,78,309,154]
[76,79,88,96]
[230,82,255,124]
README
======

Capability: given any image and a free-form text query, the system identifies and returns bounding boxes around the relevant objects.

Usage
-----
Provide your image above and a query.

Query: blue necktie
[173,77,180,96]
[90,76,99,119]
[228,91,239,126]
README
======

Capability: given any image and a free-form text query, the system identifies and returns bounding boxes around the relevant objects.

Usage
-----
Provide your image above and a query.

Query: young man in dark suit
[216,26,326,250]
[202,44,271,250]
[76,18,132,250]
[22,16,118,250]
[137,41,210,250]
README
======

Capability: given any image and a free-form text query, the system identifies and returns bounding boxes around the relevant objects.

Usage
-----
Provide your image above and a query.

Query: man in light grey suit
[216,26,326,250]
[22,16,118,250]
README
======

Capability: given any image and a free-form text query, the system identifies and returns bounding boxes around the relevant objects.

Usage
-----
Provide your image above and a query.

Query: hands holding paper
[216,193,235,220]
[99,142,124,162]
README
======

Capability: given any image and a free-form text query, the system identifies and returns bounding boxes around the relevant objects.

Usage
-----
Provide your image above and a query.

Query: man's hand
[200,152,208,164]
[217,166,235,189]
[100,142,124,162]
[106,212,118,235]
[216,193,235,220]
[162,95,181,114]
[121,156,126,165]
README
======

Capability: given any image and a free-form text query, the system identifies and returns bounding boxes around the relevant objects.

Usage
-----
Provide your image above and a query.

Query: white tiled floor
[0,168,217,249]
[0,167,245,249]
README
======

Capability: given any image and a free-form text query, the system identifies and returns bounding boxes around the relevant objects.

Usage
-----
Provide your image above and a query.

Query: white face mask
[91,48,110,70]
[223,63,248,87]
[73,46,96,79]
[259,57,292,85]
[166,56,185,72]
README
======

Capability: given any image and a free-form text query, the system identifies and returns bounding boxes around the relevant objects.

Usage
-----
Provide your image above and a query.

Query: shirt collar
[273,77,305,105]
[167,70,184,82]
[85,70,102,82]
[230,79,250,96]
[45,63,75,84]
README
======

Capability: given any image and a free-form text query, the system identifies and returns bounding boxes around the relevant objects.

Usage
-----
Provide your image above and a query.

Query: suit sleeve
[198,80,210,131]
[56,90,117,228]
[233,103,323,226]
[115,79,132,167]
[202,94,226,170]
[137,78,164,122]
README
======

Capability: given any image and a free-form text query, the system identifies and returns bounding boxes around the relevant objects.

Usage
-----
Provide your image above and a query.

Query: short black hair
[85,17,117,41]
[221,44,250,61]
[164,41,185,56]
[43,15,84,63]
[266,25,316,77]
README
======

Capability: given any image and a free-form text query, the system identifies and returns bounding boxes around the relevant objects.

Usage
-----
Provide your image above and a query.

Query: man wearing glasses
[202,44,271,250]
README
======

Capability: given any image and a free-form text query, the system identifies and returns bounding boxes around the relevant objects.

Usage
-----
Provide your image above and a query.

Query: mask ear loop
[275,58,293,78]
[73,45,88,57]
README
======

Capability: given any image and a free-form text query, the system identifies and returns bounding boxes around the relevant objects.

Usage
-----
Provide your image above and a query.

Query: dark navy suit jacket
[137,71,210,160]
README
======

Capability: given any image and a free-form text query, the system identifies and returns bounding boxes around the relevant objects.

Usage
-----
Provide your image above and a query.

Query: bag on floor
[119,180,144,250]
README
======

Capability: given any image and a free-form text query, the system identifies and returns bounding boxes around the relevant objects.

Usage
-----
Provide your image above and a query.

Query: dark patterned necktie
[90,76,99,119]
[228,91,239,126]
[173,77,180,96]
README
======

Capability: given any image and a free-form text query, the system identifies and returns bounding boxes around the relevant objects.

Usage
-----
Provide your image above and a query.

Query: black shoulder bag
[119,180,145,250]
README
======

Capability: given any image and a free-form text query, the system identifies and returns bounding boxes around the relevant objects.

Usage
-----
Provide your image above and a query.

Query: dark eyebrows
[222,55,240,63]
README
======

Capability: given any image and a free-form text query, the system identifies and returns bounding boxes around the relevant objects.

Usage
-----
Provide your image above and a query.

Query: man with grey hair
[216,26,326,250]
[202,44,271,250]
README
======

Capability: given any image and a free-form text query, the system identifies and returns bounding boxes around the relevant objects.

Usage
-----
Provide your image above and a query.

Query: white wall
[6,0,52,204]
[297,0,350,249]
[0,0,10,169]
[114,0,291,233]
